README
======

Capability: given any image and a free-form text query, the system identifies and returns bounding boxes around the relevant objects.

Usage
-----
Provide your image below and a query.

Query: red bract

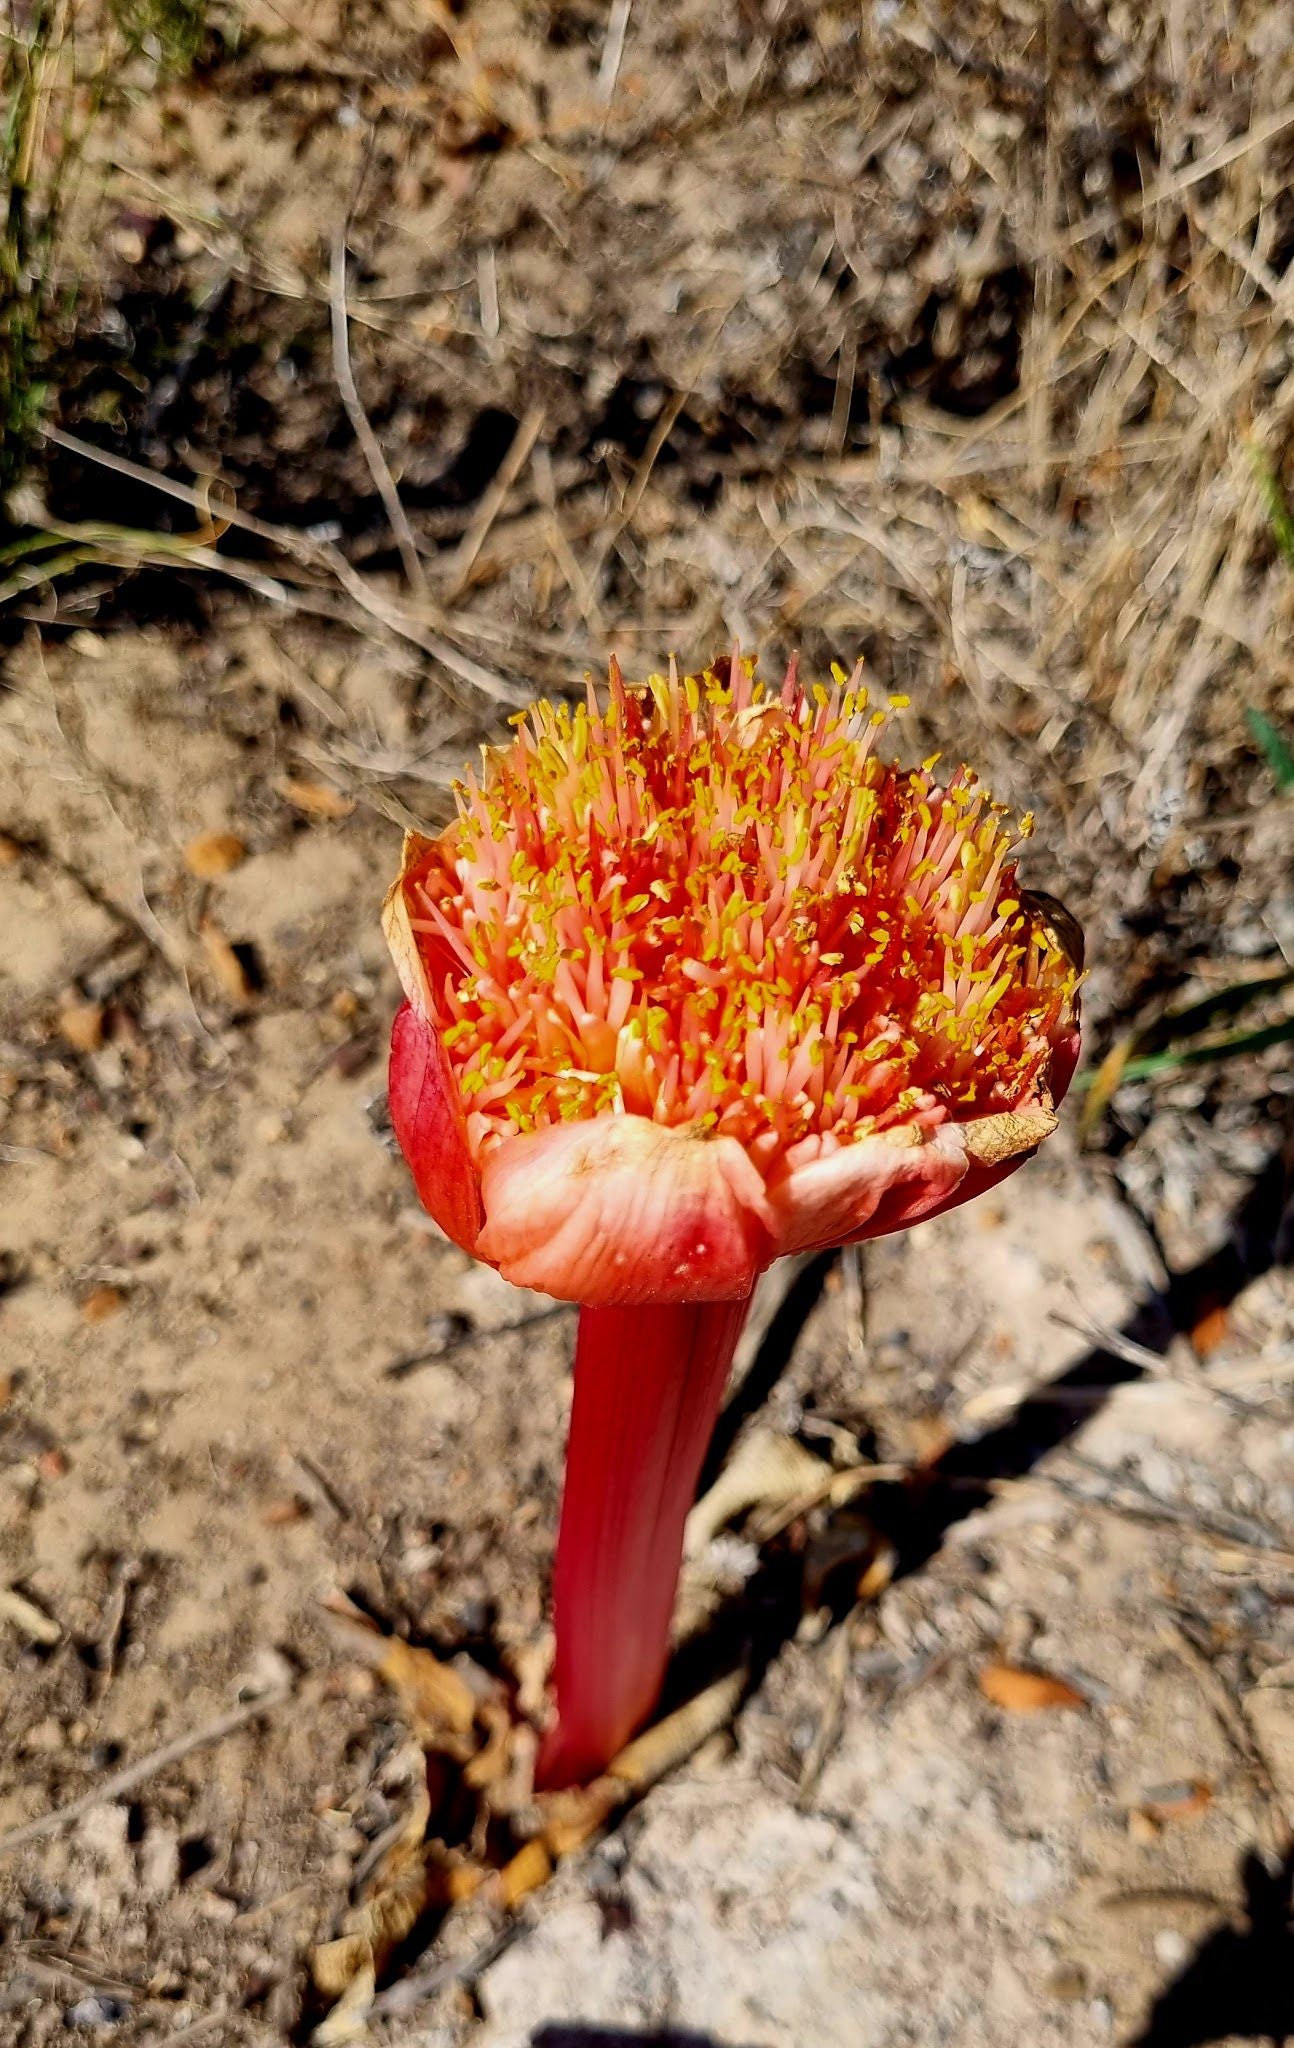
[384,655,1081,1785]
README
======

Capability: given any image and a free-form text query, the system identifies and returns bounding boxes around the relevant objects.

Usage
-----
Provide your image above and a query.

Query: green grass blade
[1115,1012,1294,1084]
[1245,441,1294,569]
[1246,707,1294,792]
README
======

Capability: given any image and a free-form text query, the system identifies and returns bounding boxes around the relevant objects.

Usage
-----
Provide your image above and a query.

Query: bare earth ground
[3,1,1294,2043]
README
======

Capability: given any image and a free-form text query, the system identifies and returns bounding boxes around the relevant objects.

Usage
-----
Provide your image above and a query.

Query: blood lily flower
[384,655,1081,1788]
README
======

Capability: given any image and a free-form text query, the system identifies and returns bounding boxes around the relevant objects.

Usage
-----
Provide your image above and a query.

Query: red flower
[385,656,1081,1785]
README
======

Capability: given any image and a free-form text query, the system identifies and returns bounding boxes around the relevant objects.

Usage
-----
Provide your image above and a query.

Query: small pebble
[67,1994,127,2030]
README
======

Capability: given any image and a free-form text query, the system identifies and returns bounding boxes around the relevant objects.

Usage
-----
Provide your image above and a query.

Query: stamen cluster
[403,659,1078,1162]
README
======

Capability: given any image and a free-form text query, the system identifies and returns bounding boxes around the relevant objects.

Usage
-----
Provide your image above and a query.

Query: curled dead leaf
[608,1668,745,1789]
[1139,1779,1212,1823]
[183,830,247,878]
[376,1636,477,1739]
[57,1000,106,1054]
[962,1105,1059,1168]
[978,1662,1087,1713]
[685,1430,830,1555]
[311,1961,376,2046]
[310,1771,433,2035]
[540,1778,624,1859]
[492,1838,551,1908]
[275,775,356,820]
[81,1283,125,1323]
[463,1696,512,1789]
[200,921,256,1002]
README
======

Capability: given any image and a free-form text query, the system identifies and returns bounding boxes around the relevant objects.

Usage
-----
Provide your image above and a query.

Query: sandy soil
[3,0,1294,2042]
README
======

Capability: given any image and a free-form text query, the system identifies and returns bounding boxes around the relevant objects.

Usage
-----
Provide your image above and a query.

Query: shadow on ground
[532,2029,769,2048]
[670,1118,1294,1711]
[1126,1846,1294,2046]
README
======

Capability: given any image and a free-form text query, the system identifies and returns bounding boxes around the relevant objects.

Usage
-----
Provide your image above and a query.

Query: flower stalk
[536,1294,751,1790]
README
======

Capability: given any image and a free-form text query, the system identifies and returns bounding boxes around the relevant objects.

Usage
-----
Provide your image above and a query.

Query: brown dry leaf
[962,1105,1059,1167]
[1190,1305,1230,1358]
[1140,1779,1213,1823]
[685,1430,831,1555]
[463,1696,512,1789]
[311,1959,376,2046]
[57,1001,105,1053]
[492,1838,552,1908]
[428,1854,486,1908]
[609,1668,745,1789]
[376,1636,477,1739]
[81,1283,124,1324]
[536,1669,748,1863]
[311,1933,372,2004]
[311,1776,432,2035]
[979,1662,1087,1713]
[275,775,356,820]
[540,1779,624,1859]
[184,830,248,878]
[200,921,255,1001]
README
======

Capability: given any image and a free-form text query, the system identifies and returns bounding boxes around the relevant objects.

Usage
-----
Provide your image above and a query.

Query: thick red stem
[535,1294,751,1790]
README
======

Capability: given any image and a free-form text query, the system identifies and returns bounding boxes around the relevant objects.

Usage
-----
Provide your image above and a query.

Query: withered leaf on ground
[183,830,247,877]
[978,1663,1087,1713]
[275,775,356,819]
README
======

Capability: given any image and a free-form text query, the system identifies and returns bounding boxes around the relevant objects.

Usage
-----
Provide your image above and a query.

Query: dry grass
[12,0,1294,1188]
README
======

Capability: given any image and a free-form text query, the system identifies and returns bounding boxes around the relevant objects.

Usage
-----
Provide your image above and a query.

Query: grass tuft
[108,0,210,74]
[0,1,62,519]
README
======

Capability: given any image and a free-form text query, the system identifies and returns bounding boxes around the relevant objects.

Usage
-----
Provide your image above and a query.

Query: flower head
[384,655,1080,1306]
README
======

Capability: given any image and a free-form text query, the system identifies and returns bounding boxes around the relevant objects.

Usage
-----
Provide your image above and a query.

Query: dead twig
[597,0,633,102]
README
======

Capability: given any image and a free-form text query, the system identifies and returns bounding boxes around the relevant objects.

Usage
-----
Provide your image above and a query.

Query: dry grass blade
[443,406,545,600]
[30,427,528,705]
[329,228,428,602]
[0,1687,293,1859]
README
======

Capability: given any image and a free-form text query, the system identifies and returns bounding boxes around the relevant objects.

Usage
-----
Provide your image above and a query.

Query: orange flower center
[402,660,1078,1161]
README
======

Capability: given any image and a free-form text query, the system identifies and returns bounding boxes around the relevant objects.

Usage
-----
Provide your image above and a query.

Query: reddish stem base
[535,1294,751,1790]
